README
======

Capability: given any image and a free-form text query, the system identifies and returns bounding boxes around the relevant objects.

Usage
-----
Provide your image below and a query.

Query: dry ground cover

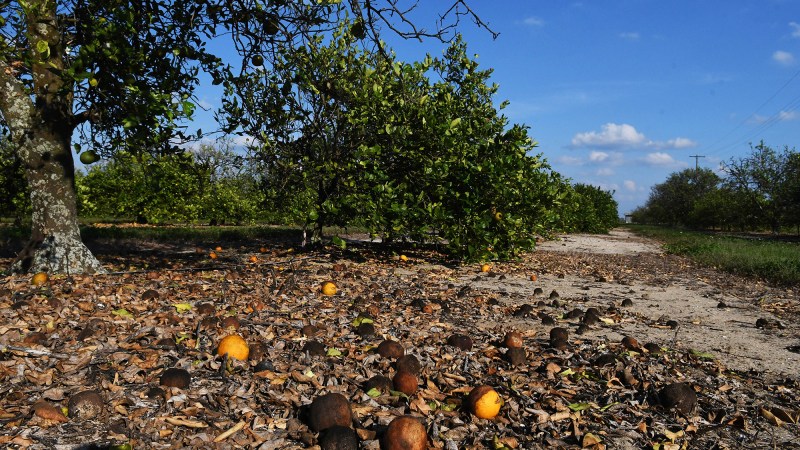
[0,229,799,449]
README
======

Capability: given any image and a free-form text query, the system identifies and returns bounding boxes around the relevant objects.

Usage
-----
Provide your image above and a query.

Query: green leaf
[112,308,134,318]
[691,349,715,360]
[449,117,462,129]
[389,390,410,400]
[599,401,620,411]
[352,316,373,327]
[567,402,592,412]
[36,40,49,57]
[173,303,192,313]
[331,236,346,249]
[366,387,381,397]
[182,100,196,116]
[439,402,458,412]
[559,368,575,377]
[326,348,342,357]
[108,444,133,450]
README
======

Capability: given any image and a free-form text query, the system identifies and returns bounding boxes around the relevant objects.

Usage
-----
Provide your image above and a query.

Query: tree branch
[361,0,498,43]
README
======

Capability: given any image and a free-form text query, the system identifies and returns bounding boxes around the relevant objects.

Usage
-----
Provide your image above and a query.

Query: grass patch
[624,225,800,285]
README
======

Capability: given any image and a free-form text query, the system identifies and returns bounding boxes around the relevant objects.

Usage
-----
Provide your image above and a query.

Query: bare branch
[361,0,498,43]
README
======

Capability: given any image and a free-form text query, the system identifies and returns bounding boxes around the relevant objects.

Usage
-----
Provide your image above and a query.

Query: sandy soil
[466,229,799,378]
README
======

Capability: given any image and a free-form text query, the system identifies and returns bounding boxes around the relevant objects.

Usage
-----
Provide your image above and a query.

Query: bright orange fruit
[217,334,249,360]
[31,272,49,286]
[467,385,503,419]
[321,281,337,296]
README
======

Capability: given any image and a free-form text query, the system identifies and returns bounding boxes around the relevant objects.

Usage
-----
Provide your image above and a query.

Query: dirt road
[469,229,799,377]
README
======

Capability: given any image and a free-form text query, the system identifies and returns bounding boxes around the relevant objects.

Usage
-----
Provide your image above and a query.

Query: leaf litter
[0,229,798,449]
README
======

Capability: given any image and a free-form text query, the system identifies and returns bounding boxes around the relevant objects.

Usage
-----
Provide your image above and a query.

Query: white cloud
[623,180,637,192]
[572,123,646,148]
[589,151,610,162]
[571,123,695,150]
[197,98,214,110]
[649,137,697,150]
[667,137,697,148]
[773,50,795,66]
[791,21,800,38]
[229,135,259,147]
[619,32,640,40]
[523,16,544,27]
[642,152,685,167]
[751,110,798,124]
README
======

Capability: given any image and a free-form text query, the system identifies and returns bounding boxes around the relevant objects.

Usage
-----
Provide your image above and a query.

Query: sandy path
[466,229,799,378]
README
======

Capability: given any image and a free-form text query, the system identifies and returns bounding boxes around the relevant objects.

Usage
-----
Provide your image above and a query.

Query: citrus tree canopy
[0,0,493,274]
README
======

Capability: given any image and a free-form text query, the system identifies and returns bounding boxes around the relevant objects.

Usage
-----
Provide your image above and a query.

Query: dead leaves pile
[0,243,798,449]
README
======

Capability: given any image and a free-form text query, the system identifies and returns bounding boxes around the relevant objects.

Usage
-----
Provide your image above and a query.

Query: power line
[703,67,800,157]
[706,90,800,157]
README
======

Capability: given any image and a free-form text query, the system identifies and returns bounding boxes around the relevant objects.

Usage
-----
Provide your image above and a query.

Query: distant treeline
[630,142,800,233]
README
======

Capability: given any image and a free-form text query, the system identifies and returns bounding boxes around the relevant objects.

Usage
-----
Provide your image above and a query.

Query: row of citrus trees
[2,30,619,260]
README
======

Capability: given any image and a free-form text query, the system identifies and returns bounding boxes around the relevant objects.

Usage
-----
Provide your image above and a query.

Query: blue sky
[193,1,800,215]
[396,1,800,214]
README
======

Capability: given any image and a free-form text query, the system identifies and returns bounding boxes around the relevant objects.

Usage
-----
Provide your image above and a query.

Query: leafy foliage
[722,142,800,233]
[564,184,620,234]
[230,30,581,260]
[633,143,800,232]
[0,136,30,223]
[77,144,262,225]
[1,0,495,273]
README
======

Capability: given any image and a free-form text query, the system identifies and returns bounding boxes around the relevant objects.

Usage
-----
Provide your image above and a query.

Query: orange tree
[237,30,572,260]
[558,184,619,234]
[398,37,572,260]
[76,143,262,225]
[0,0,493,274]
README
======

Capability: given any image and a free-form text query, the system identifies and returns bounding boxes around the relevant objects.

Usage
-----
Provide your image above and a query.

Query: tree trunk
[10,134,105,274]
[0,1,104,274]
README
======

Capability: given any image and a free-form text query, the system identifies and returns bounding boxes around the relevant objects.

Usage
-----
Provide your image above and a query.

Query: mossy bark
[0,1,104,274]
[10,135,104,274]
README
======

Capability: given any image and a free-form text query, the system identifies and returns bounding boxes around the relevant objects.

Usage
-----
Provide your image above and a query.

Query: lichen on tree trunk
[9,137,105,275]
[1,1,105,275]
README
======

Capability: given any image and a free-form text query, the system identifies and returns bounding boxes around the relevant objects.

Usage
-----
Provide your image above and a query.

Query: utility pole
[689,155,705,171]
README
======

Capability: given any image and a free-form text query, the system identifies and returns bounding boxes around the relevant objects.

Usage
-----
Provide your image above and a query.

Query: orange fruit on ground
[399,254,408,262]
[382,415,427,450]
[209,251,218,259]
[216,334,249,360]
[530,274,537,282]
[259,246,268,253]
[215,246,223,252]
[480,264,491,273]
[31,272,49,286]
[467,385,503,419]
[321,281,337,296]
[249,255,259,263]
